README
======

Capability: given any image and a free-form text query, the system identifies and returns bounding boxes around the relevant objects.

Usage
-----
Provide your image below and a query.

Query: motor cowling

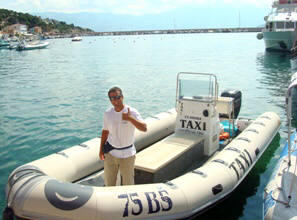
[220,89,242,119]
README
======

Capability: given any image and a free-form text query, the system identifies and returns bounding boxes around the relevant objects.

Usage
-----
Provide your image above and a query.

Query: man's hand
[122,108,132,121]
[99,130,109,161]
[99,150,105,160]
[122,108,147,132]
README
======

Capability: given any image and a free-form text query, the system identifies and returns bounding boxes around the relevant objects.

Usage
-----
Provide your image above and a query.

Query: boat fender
[219,132,230,140]
[2,207,14,220]
[257,32,263,40]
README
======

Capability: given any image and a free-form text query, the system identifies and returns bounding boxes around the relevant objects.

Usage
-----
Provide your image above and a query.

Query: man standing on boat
[99,87,147,186]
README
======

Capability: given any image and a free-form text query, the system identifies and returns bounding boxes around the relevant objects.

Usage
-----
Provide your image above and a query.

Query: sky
[0,0,274,15]
[0,0,275,31]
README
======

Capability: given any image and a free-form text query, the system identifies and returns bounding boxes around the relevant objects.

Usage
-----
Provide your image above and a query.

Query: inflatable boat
[3,72,280,220]
[263,72,297,220]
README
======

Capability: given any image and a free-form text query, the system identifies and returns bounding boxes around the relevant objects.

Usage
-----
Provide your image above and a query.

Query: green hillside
[0,8,94,34]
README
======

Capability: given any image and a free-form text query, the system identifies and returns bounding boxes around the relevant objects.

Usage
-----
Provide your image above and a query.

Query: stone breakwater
[94,27,262,36]
[44,27,261,39]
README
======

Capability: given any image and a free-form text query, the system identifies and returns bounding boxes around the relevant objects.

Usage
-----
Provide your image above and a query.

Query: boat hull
[4,111,280,220]
[263,130,297,220]
[263,31,296,52]
[291,57,297,71]
[17,42,50,51]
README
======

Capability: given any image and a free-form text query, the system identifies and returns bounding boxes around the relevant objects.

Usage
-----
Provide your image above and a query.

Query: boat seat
[135,132,204,184]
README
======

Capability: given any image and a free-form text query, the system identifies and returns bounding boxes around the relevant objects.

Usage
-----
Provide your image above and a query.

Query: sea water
[0,33,292,219]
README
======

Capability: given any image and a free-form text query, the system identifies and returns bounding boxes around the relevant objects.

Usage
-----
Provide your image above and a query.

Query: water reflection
[256,51,297,127]
[256,51,292,110]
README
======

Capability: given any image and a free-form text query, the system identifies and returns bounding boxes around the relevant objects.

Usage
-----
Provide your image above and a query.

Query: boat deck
[76,138,230,187]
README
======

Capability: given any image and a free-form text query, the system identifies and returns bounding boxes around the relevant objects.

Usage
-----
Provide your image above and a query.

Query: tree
[0,8,94,34]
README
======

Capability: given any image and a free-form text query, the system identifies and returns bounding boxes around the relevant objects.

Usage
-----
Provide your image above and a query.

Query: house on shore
[3,24,28,35]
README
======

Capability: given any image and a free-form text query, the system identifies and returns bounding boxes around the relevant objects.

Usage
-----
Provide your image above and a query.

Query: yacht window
[276,22,285,29]
[286,22,294,29]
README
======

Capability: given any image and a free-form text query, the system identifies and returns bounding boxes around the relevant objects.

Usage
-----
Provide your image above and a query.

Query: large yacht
[258,0,297,52]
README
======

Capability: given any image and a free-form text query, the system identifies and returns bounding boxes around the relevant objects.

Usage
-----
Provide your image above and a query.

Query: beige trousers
[104,153,135,186]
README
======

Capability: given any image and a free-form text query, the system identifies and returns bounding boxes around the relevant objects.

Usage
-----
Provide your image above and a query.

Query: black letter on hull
[180,119,186,128]
[235,158,245,172]
[244,149,253,164]
[194,121,201,130]
[229,162,240,180]
[239,152,250,167]
[186,121,194,129]
[145,192,161,214]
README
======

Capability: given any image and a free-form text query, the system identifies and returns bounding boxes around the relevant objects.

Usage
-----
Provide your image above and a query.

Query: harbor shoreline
[44,27,262,39]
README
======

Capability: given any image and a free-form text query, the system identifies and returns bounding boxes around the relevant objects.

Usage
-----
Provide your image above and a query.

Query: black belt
[103,142,133,154]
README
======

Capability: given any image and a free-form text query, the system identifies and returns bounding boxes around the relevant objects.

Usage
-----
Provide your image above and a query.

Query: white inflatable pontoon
[263,72,297,220]
[3,72,280,220]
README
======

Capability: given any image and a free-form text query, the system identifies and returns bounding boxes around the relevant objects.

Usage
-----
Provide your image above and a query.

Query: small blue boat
[0,39,10,48]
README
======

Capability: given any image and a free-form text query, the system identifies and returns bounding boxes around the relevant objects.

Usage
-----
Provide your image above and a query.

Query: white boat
[263,72,297,220]
[291,45,297,70]
[72,36,82,41]
[16,40,50,51]
[291,55,297,71]
[3,72,280,220]
[257,0,297,52]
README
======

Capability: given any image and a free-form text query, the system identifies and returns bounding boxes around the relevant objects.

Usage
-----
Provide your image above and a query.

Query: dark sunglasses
[109,95,122,101]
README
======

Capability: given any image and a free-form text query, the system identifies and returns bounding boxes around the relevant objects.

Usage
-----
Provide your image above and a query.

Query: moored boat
[0,39,10,48]
[3,72,280,220]
[263,72,297,220]
[291,41,297,70]
[258,0,297,52]
[16,40,50,51]
[72,36,82,41]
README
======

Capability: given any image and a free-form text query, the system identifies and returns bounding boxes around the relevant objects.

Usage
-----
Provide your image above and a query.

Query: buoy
[257,32,263,40]
[220,132,230,140]
[2,207,14,220]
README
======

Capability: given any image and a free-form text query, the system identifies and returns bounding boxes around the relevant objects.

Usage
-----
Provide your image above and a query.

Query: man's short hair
[108,87,122,97]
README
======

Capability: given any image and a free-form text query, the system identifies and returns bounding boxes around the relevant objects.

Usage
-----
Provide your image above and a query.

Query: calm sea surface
[0,33,292,219]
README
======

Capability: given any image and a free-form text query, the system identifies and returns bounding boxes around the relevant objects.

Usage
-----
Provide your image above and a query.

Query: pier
[95,27,262,36]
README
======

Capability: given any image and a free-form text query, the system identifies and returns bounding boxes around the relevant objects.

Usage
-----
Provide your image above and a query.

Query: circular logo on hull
[44,179,93,210]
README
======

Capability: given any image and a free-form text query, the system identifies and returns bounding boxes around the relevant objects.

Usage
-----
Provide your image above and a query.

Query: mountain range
[33,5,269,32]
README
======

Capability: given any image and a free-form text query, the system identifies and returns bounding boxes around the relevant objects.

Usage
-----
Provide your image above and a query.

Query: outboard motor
[220,89,242,119]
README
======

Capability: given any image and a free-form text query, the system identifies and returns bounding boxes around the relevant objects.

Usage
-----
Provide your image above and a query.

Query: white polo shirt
[103,105,144,158]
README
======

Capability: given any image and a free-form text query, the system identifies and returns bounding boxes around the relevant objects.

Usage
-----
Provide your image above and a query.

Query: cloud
[0,0,275,14]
